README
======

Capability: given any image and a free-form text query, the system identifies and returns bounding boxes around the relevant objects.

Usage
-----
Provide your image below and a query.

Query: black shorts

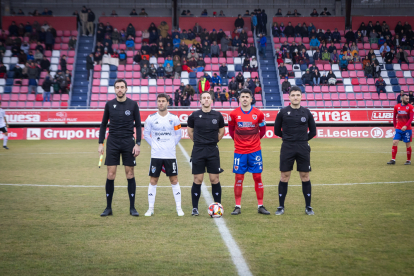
[0,127,7,133]
[279,142,311,172]
[105,135,136,166]
[149,158,178,177]
[191,145,223,175]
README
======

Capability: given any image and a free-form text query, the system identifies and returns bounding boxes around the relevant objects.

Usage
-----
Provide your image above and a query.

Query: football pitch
[0,138,413,275]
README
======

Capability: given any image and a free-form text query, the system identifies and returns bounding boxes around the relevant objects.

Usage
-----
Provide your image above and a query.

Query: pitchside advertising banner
[3,108,396,124]
[0,126,396,140]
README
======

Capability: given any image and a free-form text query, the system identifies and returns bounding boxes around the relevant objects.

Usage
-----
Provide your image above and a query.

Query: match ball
[208,202,223,218]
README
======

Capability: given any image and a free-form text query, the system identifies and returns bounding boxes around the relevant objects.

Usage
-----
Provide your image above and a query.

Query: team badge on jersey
[125,110,131,116]
[301,117,306,122]
[212,119,217,124]
[234,166,238,170]
[169,120,173,125]
[252,115,257,120]
[151,166,156,173]
[113,104,116,108]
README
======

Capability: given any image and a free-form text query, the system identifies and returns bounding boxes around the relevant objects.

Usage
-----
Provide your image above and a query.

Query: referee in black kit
[98,79,141,217]
[187,91,225,216]
[274,86,317,216]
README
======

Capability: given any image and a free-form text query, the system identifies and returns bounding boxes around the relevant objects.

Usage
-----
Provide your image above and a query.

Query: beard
[117,92,126,98]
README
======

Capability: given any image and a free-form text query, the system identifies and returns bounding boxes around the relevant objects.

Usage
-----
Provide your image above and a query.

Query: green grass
[0,139,413,275]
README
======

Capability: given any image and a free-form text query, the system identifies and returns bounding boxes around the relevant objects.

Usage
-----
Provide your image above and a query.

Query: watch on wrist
[137,141,141,146]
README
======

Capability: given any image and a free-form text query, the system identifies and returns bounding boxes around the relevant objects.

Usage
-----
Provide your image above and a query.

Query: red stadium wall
[2,16,77,31]
[179,17,251,32]
[352,16,414,32]
[273,16,345,31]
[98,17,172,32]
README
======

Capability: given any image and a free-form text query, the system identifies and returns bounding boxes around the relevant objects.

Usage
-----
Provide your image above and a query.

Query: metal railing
[269,21,284,106]
[68,22,81,107]
[85,23,97,108]
[253,28,267,107]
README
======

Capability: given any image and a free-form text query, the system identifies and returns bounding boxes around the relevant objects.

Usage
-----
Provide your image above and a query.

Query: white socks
[148,183,182,210]
[172,183,182,209]
[148,184,157,209]
[3,136,8,146]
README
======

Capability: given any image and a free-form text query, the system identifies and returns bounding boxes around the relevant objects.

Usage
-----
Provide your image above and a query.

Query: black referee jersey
[274,105,316,142]
[187,109,225,146]
[99,98,142,144]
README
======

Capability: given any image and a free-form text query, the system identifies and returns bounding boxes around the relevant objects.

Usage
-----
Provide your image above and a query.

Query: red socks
[392,146,398,160]
[407,147,412,161]
[253,173,264,206]
[234,174,244,206]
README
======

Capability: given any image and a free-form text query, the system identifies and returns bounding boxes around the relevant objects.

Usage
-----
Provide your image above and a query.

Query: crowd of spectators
[275,20,414,93]
[275,8,332,17]
[2,20,76,98]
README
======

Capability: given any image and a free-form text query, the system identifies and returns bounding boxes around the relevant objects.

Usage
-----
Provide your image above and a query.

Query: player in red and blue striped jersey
[388,94,413,165]
[228,89,270,215]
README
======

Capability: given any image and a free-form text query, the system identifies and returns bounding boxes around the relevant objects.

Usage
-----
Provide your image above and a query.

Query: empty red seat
[351,79,359,85]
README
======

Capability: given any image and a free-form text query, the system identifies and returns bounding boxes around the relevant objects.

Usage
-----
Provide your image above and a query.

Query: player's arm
[187,113,194,141]
[174,117,182,145]
[393,105,397,129]
[274,111,283,137]
[4,115,9,128]
[228,112,235,139]
[307,110,317,140]
[259,111,266,139]
[98,102,110,155]
[133,103,141,157]
[143,118,152,146]
[218,113,225,141]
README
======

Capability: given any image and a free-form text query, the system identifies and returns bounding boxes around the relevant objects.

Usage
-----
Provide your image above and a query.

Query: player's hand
[98,144,104,155]
[132,144,140,157]
[401,126,407,131]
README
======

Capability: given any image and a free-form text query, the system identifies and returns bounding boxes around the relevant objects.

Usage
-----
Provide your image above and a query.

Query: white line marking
[0,152,96,156]
[0,181,413,189]
[177,142,253,276]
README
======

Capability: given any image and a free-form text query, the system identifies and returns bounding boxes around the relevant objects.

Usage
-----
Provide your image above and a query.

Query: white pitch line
[177,142,253,276]
[0,181,413,189]
[0,151,96,156]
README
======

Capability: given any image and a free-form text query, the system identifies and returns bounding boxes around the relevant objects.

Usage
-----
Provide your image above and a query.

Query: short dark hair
[114,79,127,88]
[289,86,302,95]
[239,89,252,97]
[200,91,212,98]
[157,93,169,101]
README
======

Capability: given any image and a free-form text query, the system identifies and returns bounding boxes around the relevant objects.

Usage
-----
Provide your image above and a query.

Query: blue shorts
[233,150,263,174]
[394,129,412,143]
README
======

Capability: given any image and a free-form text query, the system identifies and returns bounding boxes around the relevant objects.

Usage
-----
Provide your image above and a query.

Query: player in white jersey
[0,102,9,149]
[144,94,184,216]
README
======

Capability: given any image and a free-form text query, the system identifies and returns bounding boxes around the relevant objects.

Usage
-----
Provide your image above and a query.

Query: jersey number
[234,158,240,166]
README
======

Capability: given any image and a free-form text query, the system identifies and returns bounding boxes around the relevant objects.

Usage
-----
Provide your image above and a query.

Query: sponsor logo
[151,166,156,173]
[212,119,217,124]
[199,115,202,118]
[238,122,255,128]
[398,111,408,114]
[194,193,198,196]
[311,111,351,121]
[149,193,154,196]
[6,114,41,123]
[125,110,131,116]
[27,128,41,140]
[371,111,393,120]
[237,116,241,119]
[287,112,290,115]
[371,127,384,138]
[56,112,67,118]
[234,166,239,170]
[301,117,306,122]
[176,192,180,195]
[155,121,159,124]
[131,194,134,197]
[255,156,261,161]
[113,105,116,108]
[252,115,257,120]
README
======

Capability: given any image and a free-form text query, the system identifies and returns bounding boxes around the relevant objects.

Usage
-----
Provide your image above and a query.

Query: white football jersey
[144,112,182,159]
[0,109,5,128]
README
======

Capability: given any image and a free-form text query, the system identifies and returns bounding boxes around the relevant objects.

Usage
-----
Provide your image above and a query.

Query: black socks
[302,180,311,207]
[127,178,136,209]
[191,183,201,209]
[212,182,222,203]
[106,179,114,209]
[278,181,288,207]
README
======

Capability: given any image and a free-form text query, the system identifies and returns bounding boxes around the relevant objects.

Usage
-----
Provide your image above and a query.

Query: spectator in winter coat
[198,77,210,93]
[339,56,348,70]
[396,48,409,65]
[284,22,295,37]
[310,36,320,50]
[60,55,67,72]
[126,36,135,50]
[282,77,291,93]
[211,41,220,57]
[332,28,341,43]
[220,36,230,57]
[375,77,386,95]
[211,73,222,87]
[384,49,395,64]
[301,69,313,86]
[219,63,228,79]
[278,62,288,78]
[235,15,244,29]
